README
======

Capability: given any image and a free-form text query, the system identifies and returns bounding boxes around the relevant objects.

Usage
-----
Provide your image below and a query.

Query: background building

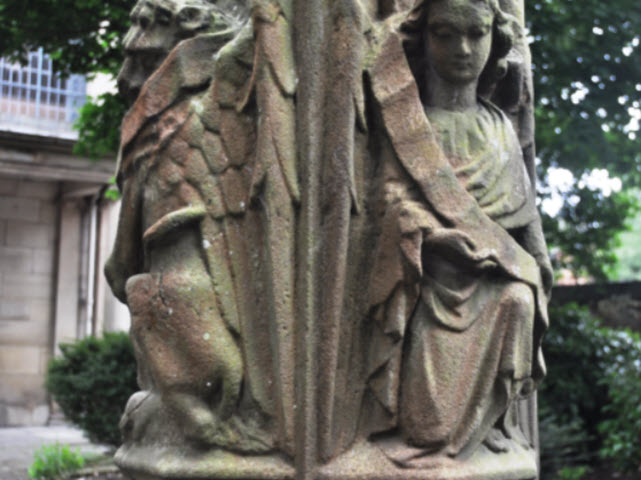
[0,49,127,426]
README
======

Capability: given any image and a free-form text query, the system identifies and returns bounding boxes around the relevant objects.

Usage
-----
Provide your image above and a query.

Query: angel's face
[425,0,493,86]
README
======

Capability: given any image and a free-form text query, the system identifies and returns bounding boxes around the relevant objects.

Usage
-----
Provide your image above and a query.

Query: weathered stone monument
[105,0,552,478]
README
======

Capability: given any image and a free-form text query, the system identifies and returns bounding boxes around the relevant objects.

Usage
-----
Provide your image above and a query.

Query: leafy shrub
[539,303,641,477]
[73,92,125,160]
[555,466,591,480]
[46,332,138,446]
[539,304,609,452]
[28,443,84,480]
[539,403,592,478]
[596,328,641,471]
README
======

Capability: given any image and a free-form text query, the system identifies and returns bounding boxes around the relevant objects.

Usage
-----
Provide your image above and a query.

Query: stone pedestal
[319,442,537,480]
[116,444,537,480]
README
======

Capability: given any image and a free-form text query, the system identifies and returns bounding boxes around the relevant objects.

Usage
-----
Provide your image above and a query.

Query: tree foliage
[526,0,641,279]
[74,92,127,159]
[0,0,129,76]
[0,0,130,158]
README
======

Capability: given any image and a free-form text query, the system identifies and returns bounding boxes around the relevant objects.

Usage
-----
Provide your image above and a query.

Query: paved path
[0,425,109,480]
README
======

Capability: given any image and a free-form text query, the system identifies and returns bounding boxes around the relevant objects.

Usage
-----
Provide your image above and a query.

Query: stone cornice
[0,130,115,184]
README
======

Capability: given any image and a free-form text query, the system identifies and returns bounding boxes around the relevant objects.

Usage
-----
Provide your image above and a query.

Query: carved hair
[401,0,515,99]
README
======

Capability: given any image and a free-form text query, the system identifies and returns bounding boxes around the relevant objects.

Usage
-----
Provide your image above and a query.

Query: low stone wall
[551,282,641,333]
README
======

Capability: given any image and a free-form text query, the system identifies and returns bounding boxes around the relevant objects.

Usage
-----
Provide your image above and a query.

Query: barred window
[0,48,86,132]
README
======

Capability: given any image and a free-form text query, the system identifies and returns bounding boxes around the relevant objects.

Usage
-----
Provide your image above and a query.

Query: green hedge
[45,332,138,447]
[539,303,641,478]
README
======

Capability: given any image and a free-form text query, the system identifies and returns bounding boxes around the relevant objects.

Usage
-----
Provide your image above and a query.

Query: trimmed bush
[46,332,138,446]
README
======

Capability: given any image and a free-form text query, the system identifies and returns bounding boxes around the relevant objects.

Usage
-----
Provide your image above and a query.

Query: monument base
[115,439,537,480]
[115,446,295,480]
[318,440,538,480]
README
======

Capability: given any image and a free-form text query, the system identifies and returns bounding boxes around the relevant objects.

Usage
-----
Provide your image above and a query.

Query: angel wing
[175,22,295,451]
[107,15,281,452]
[170,5,299,453]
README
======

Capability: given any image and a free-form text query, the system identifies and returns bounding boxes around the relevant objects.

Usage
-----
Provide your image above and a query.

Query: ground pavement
[0,425,109,480]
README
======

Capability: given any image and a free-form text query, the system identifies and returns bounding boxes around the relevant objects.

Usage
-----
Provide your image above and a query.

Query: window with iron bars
[0,48,86,136]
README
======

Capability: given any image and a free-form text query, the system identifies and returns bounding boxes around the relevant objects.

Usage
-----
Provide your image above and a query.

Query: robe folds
[364,29,550,463]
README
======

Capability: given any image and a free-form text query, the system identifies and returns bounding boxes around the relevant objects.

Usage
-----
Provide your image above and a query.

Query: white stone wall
[96,199,131,334]
[0,177,58,426]
[0,171,130,426]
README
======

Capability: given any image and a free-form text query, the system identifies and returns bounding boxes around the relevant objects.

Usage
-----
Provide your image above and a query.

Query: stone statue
[105,0,550,477]
[105,0,299,471]
[362,0,552,466]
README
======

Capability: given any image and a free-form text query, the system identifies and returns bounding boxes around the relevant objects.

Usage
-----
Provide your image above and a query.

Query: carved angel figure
[364,0,552,464]
[104,0,292,454]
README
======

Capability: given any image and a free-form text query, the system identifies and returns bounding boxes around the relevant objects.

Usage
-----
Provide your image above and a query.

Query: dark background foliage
[0,0,130,76]
[539,304,641,478]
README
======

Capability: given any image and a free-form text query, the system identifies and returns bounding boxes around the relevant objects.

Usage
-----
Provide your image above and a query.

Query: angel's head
[402,0,514,97]
[118,0,247,103]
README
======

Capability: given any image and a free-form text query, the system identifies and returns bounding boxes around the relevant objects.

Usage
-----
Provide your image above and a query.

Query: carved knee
[502,282,535,320]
